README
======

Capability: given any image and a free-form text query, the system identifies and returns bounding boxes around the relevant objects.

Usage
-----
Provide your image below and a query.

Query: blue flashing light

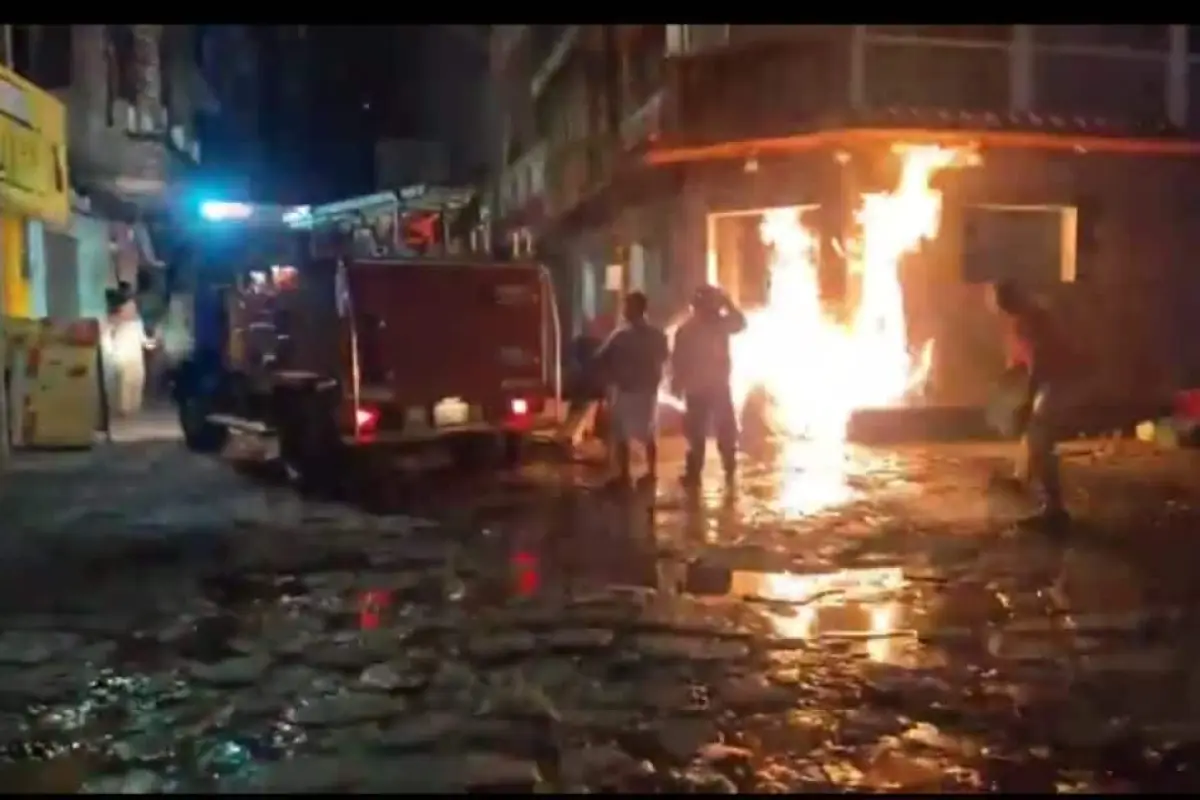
[200,201,254,222]
[281,204,312,229]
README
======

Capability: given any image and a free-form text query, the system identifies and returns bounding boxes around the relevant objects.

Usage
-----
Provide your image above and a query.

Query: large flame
[732,144,969,439]
[663,144,974,510]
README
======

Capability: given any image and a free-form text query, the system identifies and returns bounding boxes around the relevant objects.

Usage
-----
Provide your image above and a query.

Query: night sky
[252,25,489,204]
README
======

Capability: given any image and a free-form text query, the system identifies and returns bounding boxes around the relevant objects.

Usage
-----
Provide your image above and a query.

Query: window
[8,26,72,90]
[961,205,1079,285]
[628,28,666,111]
[666,25,686,56]
[865,43,1009,112]
[159,34,175,119]
[108,25,137,104]
[10,25,33,79]
[37,26,72,90]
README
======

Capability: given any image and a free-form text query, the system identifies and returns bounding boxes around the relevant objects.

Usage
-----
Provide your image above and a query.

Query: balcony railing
[544,141,589,219]
[862,37,1011,113]
[658,26,1187,149]
[530,25,580,98]
[499,140,547,221]
[665,36,850,146]
[620,89,664,152]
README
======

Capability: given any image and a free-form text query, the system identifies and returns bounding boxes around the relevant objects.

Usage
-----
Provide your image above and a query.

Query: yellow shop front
[0,63,69,320]
[1,64,70,457]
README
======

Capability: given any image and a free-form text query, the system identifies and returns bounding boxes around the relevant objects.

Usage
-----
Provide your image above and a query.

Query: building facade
[493,24,1200,405]
[1,24,213,322]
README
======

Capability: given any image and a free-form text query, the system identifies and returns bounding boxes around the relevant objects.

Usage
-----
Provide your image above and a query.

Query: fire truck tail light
[510,397,529,416]
[355,406,380,434]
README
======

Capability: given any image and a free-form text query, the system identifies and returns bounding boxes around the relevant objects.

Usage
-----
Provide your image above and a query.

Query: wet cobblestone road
[2,431,1200,792]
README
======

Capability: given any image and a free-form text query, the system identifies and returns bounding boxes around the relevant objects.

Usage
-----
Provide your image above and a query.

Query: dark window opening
[10,25,33,80]
[627,25,666,113]
[159,34,175,120]
[36,25,72,89]
[109,25,137,104]
[104,25,136,127]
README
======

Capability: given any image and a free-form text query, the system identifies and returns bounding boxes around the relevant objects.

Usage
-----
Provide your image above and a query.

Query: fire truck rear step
[206,413,272,435]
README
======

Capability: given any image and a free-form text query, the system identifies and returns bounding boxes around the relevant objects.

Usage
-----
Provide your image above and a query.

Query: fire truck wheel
[277,390,346,501]
[501,432,525,468]
[280,428,346,500]
[179,395,228,453]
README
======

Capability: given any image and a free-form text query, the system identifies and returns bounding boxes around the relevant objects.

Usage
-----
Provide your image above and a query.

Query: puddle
[684,565,915,663]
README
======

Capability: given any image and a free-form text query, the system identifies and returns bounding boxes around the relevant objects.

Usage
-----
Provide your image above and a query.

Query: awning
[645,127,1200,166]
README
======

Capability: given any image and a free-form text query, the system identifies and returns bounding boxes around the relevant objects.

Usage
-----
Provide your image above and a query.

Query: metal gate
[43,228,80,321]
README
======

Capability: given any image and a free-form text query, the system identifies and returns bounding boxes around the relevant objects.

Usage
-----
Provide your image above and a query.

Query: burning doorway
[675,146,977,516]
[705,205,813,311]
[691,145,977,446]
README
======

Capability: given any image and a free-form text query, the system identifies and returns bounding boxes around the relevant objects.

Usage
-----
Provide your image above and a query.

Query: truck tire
[277,387,346,500]
[178,394,228,453]
[501,432,525,468]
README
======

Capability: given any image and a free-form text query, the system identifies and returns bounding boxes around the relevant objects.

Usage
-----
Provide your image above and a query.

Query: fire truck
[170,186,563,496]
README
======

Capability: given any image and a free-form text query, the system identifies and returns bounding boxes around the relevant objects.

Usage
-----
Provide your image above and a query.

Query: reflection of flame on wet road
[731,566,910,662]
[774,438,856,518]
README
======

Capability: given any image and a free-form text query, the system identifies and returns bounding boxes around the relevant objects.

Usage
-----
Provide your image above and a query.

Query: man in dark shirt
[593,291,670,486]
[991,279,1079,529]
[671,285,747,489]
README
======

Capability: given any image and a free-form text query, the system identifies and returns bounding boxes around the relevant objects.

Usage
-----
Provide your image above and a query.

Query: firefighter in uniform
[671,285,747,489]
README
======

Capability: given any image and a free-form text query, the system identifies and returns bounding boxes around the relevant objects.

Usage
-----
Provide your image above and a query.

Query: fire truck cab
[171,186,563,496]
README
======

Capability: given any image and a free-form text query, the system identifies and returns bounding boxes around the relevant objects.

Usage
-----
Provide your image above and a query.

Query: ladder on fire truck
[285,184,537,261]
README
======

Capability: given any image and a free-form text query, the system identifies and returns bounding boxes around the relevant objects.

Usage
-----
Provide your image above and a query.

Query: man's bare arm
[655,329,670,367]
[669,325,691,393]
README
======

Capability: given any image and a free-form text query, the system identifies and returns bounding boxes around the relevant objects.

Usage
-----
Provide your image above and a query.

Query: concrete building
[492,24,1200,405]
[1,25,214,322]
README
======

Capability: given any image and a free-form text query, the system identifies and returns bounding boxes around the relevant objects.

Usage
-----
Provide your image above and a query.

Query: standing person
[989,279,1077,529]
[592,291,670,487]
[106,287,156,417]
[559,310,619,450]
[157,293,195,394]
[671,285,747,490]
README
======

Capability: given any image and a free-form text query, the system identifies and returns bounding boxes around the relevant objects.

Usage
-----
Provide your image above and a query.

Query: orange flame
[665,144,975,513]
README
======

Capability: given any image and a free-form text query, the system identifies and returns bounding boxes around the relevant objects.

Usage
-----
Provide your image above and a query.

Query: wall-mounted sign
[0,65,68,227]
